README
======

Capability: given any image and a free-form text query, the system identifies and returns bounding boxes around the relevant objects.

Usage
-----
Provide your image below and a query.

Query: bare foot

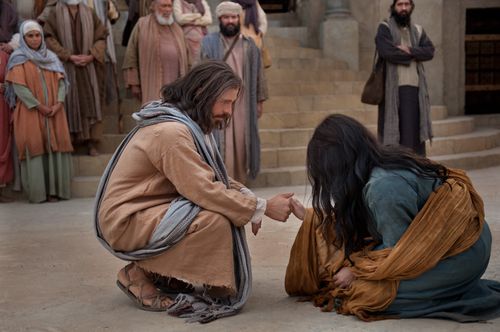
[117,263,173,311]
[88,143,99,156]
[46,196,59,203]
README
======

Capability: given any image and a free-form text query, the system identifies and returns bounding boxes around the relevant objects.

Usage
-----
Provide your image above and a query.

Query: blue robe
[363,168,500,321]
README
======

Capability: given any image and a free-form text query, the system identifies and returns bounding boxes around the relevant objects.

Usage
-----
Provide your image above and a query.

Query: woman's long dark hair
[307,114,448,260]
[160,60,242,133]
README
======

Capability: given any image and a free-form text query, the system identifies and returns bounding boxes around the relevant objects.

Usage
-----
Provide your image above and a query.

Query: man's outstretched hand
[265,193,294,222]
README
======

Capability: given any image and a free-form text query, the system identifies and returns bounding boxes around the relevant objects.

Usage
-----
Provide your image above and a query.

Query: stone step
[430,147,500,170]
[266,68,369,82]
[73,154,112,177]
[70,129,500,195]
[267,26,308,46]
[269,81,365,96]
[259,110,376,130]
[247,166,307,188]
[265,94,369,113]
[260,128,314,149]
[432,116,475,137]
[259,127,500,169]
[249,146,500,188]
[267,46,323,59]
[427,128,500,156]
[261,146,306,169]
[271,57,349,70]
[267,13,301,27]
[266,35,301,48]
[473,114,500,129]
[71,176,100,198]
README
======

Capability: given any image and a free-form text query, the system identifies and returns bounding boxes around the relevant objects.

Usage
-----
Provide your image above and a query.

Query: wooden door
[465,8,500,115]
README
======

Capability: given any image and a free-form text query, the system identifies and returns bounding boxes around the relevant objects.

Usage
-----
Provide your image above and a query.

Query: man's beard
[64,0,82,5]
[155,13,174,26]
[391,8,412,27]
[212,116,231,130]
[220,22,240,37]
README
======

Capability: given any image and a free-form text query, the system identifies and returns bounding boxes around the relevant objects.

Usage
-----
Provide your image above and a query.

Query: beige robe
[98,122,256,291]
[122,15,189,104]
[223,36,248,183]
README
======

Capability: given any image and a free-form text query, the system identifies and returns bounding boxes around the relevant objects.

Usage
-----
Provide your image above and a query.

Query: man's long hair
[160,60,242,133]
[306,114,448,261]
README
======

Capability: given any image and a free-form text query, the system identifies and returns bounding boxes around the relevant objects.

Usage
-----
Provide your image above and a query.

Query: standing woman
[285,114,500,322]
[173,0,212,65]
[230,0,267,49]
[5,20,73,203]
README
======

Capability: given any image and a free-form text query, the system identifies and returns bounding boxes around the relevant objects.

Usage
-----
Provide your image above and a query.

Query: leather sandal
[116,264,173,312]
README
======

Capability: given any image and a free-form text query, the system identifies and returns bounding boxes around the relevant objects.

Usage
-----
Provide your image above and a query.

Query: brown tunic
[6,61,73,160]
[43,3,107,142]
[223,36,248,183]
[98,122,257,290]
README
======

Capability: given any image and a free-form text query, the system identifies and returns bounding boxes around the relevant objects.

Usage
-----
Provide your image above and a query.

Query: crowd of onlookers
[0,0,269,203]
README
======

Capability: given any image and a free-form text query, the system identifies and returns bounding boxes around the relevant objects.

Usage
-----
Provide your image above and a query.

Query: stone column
[320,0,359,70]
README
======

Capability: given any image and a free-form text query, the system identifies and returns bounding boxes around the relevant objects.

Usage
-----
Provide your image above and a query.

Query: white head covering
[22,20,42,36]
[215,1,243,18]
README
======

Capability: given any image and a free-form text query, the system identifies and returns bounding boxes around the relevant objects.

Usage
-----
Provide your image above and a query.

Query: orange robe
[6,61,73,160]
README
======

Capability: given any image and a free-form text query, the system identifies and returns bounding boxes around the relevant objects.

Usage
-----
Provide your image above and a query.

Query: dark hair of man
[306,114,448,262]
[160,60,242,133]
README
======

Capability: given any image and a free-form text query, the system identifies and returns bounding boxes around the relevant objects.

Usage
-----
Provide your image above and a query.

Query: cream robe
[98,122,256,291]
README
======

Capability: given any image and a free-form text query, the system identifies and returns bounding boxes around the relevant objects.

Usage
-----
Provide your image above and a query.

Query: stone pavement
[1,166,500,332]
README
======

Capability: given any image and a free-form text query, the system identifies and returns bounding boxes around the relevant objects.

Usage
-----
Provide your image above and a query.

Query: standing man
[123,0,189,104]
[376,0,434,156]
[43,0,108,156]
[200,1,267,184]
[95,61,292,321]
[173,0,212,65]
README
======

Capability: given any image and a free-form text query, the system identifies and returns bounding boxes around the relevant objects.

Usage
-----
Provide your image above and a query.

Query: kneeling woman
[6,20,73,203]
[286,114,500,322]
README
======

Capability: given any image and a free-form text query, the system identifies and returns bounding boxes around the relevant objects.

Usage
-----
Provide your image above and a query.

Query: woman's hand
[290,198,306,221]
[37,104,51,116]
[333,267,355,288]
[48,102,63,117]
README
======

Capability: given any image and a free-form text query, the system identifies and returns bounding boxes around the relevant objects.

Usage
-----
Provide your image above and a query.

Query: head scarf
[215,1,242,18]
[5,20,68,107]
[231,0,260,33]
[21,20,43,35]
[185,0,205,16]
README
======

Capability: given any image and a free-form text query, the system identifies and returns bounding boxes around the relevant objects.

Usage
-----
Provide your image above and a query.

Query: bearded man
[375,0,434,156]
[95,61,293,322]
[123,0,189,104]
[43,0,108,156]
[200,1,267,184]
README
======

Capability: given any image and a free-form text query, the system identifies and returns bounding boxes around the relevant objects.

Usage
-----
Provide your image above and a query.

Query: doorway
[260,0,294,13]
[464,8,500,115]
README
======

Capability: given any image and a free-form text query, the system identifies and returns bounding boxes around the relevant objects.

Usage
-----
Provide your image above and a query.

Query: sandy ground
[1,166,499,332]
